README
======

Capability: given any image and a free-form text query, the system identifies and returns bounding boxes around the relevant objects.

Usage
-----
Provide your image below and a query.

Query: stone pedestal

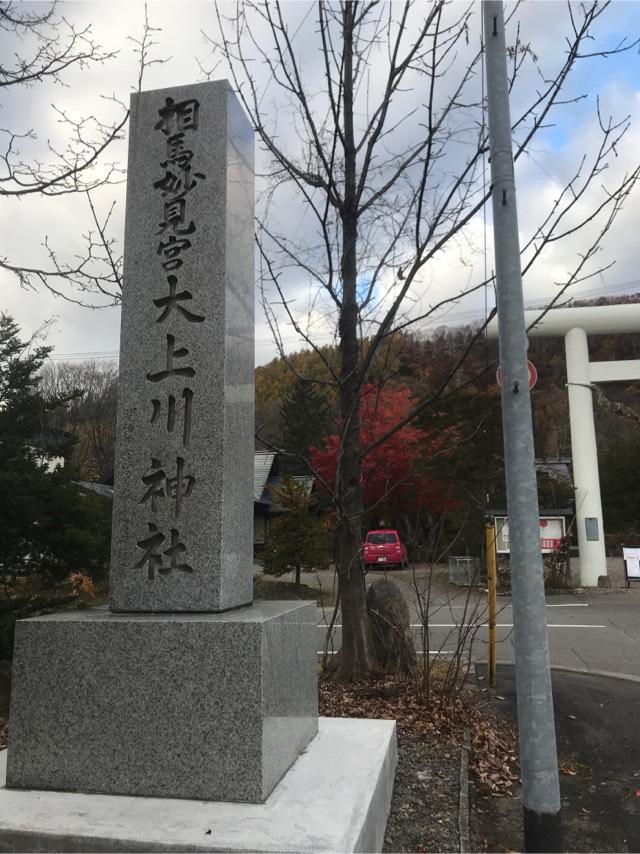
[0,719,397,853]
[7,602,317,802]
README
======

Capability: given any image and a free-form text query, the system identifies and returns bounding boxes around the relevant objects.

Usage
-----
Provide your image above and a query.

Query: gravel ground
[384,733,461,853]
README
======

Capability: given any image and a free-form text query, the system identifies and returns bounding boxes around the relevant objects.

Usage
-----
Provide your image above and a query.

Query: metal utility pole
[482,3,562,851]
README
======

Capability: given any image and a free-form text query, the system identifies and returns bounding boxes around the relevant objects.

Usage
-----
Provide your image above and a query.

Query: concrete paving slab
[0,717,397,854]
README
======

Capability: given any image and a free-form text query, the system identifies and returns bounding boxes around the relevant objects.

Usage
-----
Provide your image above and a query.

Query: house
[29,427,71,473]
[253,450,314,553]
[535,456,572,485]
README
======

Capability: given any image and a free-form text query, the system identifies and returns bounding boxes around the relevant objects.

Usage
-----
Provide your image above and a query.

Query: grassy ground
[253,572,336,606]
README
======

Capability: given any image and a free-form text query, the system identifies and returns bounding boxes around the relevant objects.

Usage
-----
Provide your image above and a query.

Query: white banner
[622,548,640,580]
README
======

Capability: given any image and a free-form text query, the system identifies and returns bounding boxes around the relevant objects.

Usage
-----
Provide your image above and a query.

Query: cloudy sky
[2,0,639,368]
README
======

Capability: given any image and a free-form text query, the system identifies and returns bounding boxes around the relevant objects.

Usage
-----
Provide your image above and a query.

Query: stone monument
[6,79,317,802]
[0,81,397,852]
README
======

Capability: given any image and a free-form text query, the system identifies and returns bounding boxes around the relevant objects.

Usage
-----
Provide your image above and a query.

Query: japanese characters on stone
[136,96,206,580]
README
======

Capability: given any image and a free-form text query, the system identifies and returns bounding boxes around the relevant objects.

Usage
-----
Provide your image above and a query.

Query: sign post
[485,517,498,689]
[496,359,538,391]
[494,516,566,555]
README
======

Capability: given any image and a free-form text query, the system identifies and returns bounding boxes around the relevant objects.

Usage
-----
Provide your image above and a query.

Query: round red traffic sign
[496,360,538,391]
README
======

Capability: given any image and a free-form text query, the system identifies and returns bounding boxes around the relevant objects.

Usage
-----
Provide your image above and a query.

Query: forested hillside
[256,295,640,557]
[40,296,640,560]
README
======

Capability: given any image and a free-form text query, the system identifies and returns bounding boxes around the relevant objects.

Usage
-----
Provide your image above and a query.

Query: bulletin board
[622,547,640,586]
[494,516,566,555]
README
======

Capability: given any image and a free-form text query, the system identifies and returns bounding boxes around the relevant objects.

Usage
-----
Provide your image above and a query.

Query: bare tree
[210,1,639,677]
[0,2,165,305]
[40,359,118,480]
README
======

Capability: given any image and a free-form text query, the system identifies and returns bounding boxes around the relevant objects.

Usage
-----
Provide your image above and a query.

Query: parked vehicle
[363,529,408,571]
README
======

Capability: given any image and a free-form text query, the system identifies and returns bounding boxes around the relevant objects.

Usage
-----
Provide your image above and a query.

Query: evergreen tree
[262,478,331,588]
[279,379,332,475]
[599,432,640,545]
[0,314,52,456]
[0,315,111,591]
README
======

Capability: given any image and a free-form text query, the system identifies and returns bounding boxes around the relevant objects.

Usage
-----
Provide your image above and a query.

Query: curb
[476,660,640,686]
[549,663,640,685]
[458,729,471,854]
[496,587,633,598]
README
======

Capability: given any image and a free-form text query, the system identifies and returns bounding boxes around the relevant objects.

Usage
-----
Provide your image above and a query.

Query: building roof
[254,450,277,502]
[535,457,572,484]
[266,475,315,512]
[74,480,114,499]
[75,452,313,506]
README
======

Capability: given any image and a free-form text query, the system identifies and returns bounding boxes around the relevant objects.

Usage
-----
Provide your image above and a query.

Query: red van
[364,529,408,571]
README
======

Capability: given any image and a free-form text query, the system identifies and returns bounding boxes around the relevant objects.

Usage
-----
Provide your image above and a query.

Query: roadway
[311,565,640,677]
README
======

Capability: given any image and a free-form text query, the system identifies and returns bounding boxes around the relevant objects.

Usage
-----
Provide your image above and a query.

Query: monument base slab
[0,718,397,854]
[7,601,317,802]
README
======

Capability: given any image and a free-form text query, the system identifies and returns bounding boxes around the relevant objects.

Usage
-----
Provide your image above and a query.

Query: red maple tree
[311,384,456,521]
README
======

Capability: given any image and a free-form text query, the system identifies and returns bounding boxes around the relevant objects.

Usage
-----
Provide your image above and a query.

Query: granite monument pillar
[111,81,254,613]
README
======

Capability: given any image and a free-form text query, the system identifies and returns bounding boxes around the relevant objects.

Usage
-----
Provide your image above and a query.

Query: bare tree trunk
[335,5,376,679]
[335,424,375,676]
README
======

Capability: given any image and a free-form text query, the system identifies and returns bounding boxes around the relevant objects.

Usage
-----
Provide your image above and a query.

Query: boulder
[366,579,416,675]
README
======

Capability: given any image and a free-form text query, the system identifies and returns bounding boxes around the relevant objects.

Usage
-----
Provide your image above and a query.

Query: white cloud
[1,0,639,366]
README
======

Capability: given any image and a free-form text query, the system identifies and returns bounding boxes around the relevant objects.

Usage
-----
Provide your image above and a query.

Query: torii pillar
[490,303,640,587]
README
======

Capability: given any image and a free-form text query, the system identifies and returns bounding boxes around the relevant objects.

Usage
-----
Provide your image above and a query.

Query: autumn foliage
[311,384,457,520]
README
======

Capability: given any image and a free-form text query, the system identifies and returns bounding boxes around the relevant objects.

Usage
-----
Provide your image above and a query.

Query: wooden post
[485,517,497,688]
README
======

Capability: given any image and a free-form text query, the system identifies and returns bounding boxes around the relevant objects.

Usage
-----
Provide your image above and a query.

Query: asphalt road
[311,565,640,677]
[473,664,640,853]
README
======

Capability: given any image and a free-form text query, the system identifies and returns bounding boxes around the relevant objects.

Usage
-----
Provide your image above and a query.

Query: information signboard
[622,547,640,585]
[494,516,566,555]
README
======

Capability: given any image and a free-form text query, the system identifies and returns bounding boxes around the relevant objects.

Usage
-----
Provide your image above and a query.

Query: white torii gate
[489,303,640,586]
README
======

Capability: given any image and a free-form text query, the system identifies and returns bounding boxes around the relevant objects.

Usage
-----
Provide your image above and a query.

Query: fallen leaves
[318,675,520,797]
[471,720,519,796]
[558,754,591,779]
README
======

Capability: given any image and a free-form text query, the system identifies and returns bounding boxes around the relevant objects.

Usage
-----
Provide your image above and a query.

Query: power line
[46,351,119,362]
[43,279,640,362]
